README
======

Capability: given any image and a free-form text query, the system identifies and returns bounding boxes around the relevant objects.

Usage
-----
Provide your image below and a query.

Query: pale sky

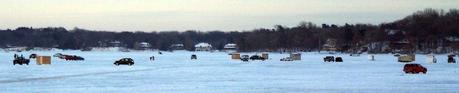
[0,0,458,31]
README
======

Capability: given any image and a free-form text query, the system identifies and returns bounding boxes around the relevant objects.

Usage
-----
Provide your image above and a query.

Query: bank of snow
[0,51,458,93]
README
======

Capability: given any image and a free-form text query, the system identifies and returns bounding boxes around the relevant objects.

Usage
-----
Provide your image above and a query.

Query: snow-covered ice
[0,51,458,93]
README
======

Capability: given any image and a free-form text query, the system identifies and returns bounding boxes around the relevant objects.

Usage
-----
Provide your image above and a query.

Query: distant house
[445,37,459,42]
[134,42,151,50]
[445,37,459,53]
[389,39,412,53]
[223,43,237,50]
[109,41,122,47]
[367,41,391,53]
[322,39,338,51]
[195,42,212,51]
[170,44,185,50]
[140,42,151,48]
[4,46,28,52]
[386,29,405,35]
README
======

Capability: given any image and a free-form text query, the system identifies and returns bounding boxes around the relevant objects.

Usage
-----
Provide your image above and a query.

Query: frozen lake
[0,50,458,93]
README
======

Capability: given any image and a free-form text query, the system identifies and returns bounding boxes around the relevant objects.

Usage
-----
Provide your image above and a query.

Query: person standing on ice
[368,54,375,61]
[150,56,155,61]
[433,56,437,63]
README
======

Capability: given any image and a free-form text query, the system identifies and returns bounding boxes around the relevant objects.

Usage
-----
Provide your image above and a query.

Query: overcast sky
[0,0,458,31]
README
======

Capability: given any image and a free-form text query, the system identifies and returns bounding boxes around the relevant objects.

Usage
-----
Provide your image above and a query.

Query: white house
[195,42,212,51]
[170,44,185,50]
[223,43,237,50]
[322,39,338,51]
[223,43,237,49]
[133,42,151,50]
[139,42,151,48]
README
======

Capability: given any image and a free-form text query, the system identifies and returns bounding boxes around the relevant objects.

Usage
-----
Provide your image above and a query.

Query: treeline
[0,8,458,52]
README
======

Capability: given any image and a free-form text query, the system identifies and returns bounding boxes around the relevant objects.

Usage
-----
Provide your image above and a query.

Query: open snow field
[0,50,458,93]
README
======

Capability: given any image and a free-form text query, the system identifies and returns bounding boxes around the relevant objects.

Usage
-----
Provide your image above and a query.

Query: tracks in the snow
[0,66,181,84]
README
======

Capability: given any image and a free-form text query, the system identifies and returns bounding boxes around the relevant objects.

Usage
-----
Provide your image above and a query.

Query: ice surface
[0,50,458,93]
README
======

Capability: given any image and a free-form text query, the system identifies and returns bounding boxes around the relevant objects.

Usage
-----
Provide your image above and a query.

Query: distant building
[4,46,28,52]
[322,39,338,51]
[109,41,122,47]
[223,43,237,50]
[195,42,212,51]
[389,39,413,53]
[134,42,151,50]
[445,37,459,42]
[170,44,185,50]
[445,37,459,53]
[139,42,151,48]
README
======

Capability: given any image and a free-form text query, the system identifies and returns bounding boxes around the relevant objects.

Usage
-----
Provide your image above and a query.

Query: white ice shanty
[426,54,437,63]
[195,42,212,51]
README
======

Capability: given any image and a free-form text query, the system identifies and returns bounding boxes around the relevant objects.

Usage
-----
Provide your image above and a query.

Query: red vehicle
[403,64,427,74]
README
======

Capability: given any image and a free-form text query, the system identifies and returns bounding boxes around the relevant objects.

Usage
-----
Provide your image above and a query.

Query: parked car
[29,54,37,59]
[54,53,70,59]
[403,63,427,74]
[250,55,266,61]
[350,53,360,57]
[53,53,63,57]
[241,55,249,62]
[191,54,197,60]
[335,57,343,62]
[114,58,134,66]
[64,55,84,61]
[13,56,30,65]
[323,56,335,62]
[280,57,294,61]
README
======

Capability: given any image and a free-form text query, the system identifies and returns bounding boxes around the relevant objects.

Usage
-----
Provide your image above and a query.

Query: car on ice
[240,55,249,62]
[280,57,294,61]
[29,54,37,59]
[114,58,134,66]
[13,56,30,65]
[349,53,360,57]
[191,54,197,60]
[403,63,427,74]
[64,55,85,61]
[335,57,343,62]
[249,55,266,61]
[323,56,335,62]
[53,53,64,58]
